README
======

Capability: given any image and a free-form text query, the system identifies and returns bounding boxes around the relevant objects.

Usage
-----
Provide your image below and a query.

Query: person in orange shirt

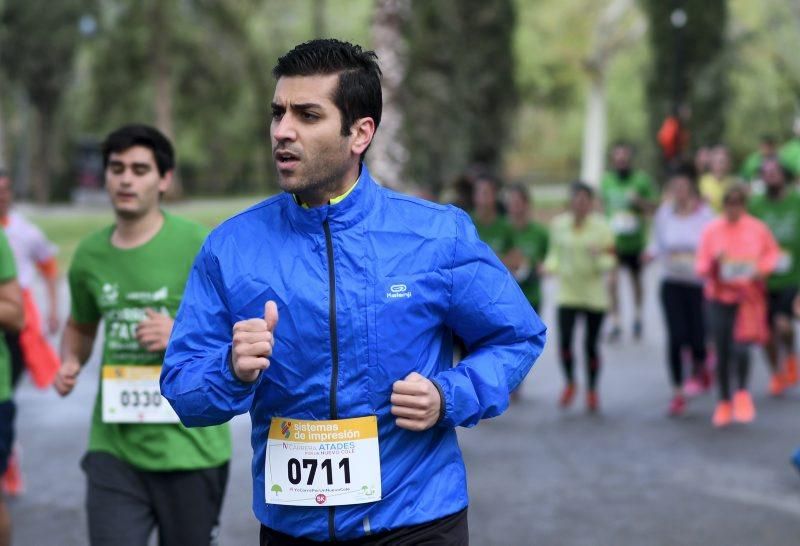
[696,184,780,427]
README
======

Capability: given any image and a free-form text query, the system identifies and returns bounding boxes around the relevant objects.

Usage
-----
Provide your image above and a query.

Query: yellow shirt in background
[699,174,732,213]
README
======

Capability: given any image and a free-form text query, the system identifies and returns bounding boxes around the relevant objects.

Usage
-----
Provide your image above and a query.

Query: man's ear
[158,170,174,195]
[350,117,376,156]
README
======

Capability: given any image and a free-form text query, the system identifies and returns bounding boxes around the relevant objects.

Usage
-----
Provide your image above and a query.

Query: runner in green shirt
[504,184,549,311]
[54,125,230,546]
[748,157,800,395]
[779,119,800,178]
[600,142,657,341]
[471,174,513,256]
[740,134,778,183]
[0,228,22,546]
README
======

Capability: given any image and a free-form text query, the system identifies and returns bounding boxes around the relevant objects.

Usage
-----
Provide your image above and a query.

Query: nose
[271,114,297,144]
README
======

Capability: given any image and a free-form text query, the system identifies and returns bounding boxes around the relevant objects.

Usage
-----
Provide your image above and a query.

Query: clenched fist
[54,359,81,397]
[391,372,442,431]
[136,308,174,352]
[232,301,279,382]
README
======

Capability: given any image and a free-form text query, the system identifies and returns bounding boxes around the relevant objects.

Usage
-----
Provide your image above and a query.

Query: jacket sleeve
[161,242,262,427]
[433,209,547,429]
[695,223,714,278]
[757,222,781,276]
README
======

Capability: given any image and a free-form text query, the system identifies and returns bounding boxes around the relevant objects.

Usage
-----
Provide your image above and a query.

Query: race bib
[775,249,793,274]
[101,365,180,424]
[611,211,640,235]
[667,251,696,278]
[719,259,757,282]
[265,416,381,507]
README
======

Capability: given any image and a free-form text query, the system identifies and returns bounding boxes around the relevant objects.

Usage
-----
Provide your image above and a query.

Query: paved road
[8,268,800,545]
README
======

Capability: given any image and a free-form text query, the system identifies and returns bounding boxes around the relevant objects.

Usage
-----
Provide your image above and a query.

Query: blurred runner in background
[697,184,779,428]
[545,181,615,412]
[601,142,657,342]
[645,164,714,416]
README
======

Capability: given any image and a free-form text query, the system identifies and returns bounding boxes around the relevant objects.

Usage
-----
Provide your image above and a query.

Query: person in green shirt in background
[600,142,658,341]
[544,182,616,413]
[472,173,513,257]
[0,230,23,546]
[54,125,231,546]
[504,184,549,402]
[748,157,800,397]
[779,117,800,177]
[740,134,779,185]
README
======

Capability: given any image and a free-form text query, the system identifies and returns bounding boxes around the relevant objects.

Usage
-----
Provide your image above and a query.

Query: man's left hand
[391,372,441,431]
[136,308,174,352]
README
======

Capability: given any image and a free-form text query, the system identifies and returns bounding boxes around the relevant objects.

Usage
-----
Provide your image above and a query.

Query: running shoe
[586,390,599,413]
[782,354,799,386]
[769,374,785,397]
[668,394,686,417]
[792,446,800,475]
[732,390,756,423]
[559,384,576,408]
[683,377,704,398]
[607,325,622,343]
[711,401,732,428]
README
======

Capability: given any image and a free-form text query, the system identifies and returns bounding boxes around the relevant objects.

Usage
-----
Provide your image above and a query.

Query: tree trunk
[30,105,53,203]
[369,0,410,190]
[580,72,607,187]
[151,0,182,199]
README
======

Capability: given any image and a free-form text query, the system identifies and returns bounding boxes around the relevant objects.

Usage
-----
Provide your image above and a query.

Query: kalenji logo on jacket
[386,283,412,299]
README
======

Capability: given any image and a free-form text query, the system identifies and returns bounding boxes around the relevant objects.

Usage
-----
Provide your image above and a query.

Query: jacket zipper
[323,219,339,540]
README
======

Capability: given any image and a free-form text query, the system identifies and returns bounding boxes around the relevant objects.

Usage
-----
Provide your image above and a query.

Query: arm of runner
[0,278,23,333]
[432,210,546,429]
[161,243,270,427]
[54,318,98,396]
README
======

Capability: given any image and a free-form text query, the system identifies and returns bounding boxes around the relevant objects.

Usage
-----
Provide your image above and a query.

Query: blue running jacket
[162,165,546,541]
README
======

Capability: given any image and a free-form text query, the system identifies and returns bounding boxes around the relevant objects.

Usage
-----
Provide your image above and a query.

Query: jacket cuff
[430,378,447,425]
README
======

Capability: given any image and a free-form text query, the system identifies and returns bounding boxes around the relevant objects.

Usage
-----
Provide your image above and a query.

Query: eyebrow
[271,102,323,111]
[108,160,151,169]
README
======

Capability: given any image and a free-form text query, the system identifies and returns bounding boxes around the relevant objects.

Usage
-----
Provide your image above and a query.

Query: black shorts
[617,252,642,275]
[0,401,15,475]
[260,507,469,545]
[82,451,229,546]
[767,286,798,324]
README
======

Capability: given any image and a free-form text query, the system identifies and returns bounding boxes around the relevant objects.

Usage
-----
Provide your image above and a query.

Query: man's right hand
[232,300,279,382]
[54,359,81,397]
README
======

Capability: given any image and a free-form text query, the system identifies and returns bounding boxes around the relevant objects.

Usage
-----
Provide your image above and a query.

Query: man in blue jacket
[162,39,546,544]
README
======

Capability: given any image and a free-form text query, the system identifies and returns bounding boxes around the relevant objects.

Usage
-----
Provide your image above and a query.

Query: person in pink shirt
[696,184,780,427]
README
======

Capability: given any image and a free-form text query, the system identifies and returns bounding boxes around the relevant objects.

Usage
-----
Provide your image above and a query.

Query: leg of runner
[82,453,156,546]
[686,284,708,393]
[557,306,578,407]
[630,260,644,340]
[708,301,736,427]
[732,343,755,423]
[0,400,14,546]
[607,268,622,342]
[775,287,799,387]
[149,463,228,546]
[585,309,604,412]
[660,281,686,416]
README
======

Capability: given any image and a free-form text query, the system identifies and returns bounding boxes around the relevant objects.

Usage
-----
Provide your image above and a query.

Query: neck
[511,214,528,229]
[574,211,588,226]
[477,207,496,224]
[111,208,165,249]
[674,197,696,214]
[295,163,360,208]
[767,187,785,200]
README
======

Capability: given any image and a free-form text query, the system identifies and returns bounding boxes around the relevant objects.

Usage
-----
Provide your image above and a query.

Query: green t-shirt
[509,221,549,309]
[600,170,657,254]
[740,151,764,181]
[748,192,800,289]
[68,212,231,471]
[472,215,513,256]
[0,231,16,402]
[779,138,800,178]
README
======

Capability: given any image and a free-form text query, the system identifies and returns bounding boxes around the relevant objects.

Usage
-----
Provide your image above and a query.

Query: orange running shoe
[2,447,24,496]
[586,390,599,413]
[783,355,799,386]
[559,384,576,408]
[732,390,756,423]
[769,374,785,397]
[711,401,733,428]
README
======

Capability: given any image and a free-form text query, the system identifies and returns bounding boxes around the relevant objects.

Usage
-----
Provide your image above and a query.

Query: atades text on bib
[266,416,381,507]
[102,365,180,424]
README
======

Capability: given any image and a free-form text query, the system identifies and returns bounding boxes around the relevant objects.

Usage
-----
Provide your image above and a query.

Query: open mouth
[274,150,300,170]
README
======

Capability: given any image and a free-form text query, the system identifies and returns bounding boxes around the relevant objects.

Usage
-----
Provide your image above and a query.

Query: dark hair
[570,180,594,198]
[273,39,382,146]
[760,134,776,146]
[102,124,175,177]
[611,140,633,152]
[474,172,502,192]
[667,162,699,194]
[507,183,530,204]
